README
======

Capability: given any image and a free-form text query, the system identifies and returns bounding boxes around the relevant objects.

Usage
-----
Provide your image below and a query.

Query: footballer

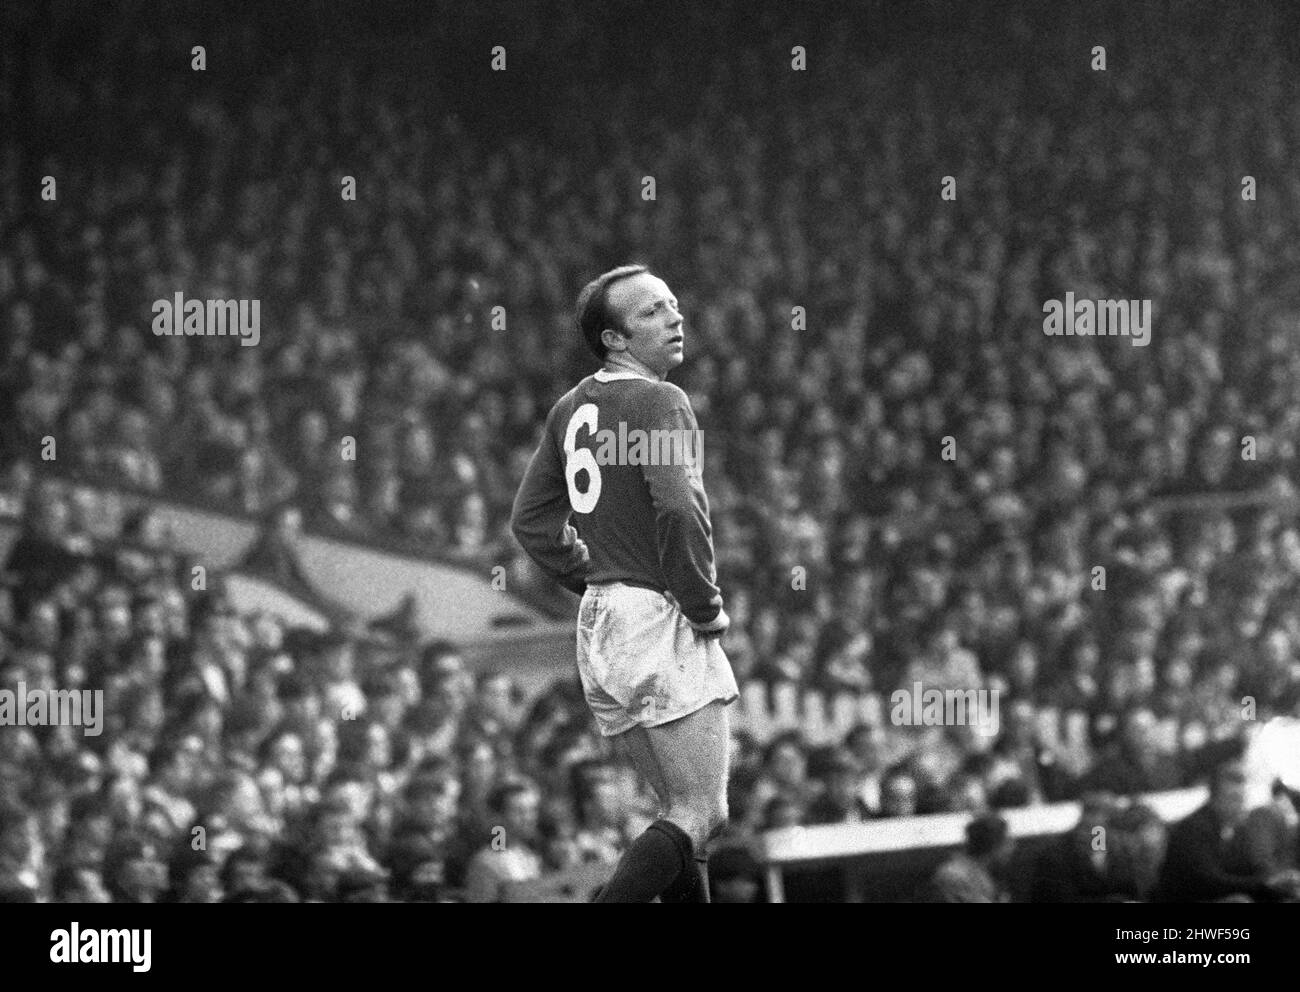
[510,264,737,903]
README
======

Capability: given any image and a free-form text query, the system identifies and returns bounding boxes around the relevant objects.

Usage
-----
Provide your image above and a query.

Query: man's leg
[595,701,731,903]
[593,724,684,902]
[644,699,731,846]
[617,722,705,901]
[646,700,730,902]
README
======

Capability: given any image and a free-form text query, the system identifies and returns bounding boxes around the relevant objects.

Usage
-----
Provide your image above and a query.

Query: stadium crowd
[3,0,1300,900]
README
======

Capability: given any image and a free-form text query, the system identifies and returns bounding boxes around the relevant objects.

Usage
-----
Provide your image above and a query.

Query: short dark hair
[576,264,649,359]
[965,813,1009,858]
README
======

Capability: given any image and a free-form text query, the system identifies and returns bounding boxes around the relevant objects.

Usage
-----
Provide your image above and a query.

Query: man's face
[882,775,918,817]
[604,273,685,377]
[951,776,988,813]
[272,735,306,781]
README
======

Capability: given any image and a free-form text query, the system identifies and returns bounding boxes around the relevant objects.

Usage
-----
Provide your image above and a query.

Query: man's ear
[600,326,626,353]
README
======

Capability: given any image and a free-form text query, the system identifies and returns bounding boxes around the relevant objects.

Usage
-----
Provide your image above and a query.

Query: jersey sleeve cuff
[688,608,729,634]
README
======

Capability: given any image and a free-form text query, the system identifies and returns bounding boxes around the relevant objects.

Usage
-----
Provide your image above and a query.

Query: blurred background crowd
[2,0,1300,901]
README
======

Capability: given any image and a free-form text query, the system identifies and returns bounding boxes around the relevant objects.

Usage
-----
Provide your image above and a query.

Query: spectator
[844,723,886,815]
[1082,707,1183,796]
[807,750,872,825]
[1238,780,1300,900]
[754,732,818,810]
[462,781,543,903]
[571,760,637,864]
[919,814,1013,903]
[7,0,1300,903]
[878,766,920,819]
[1110,802,1169,902]
[1155,761,1300,902]
[1030,793,1126,903]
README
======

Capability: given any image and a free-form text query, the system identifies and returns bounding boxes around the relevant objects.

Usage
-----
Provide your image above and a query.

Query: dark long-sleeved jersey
[510,368,724,628]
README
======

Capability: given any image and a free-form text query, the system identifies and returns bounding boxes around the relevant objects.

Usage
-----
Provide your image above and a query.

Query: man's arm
[640,386,727,635]
[510,423,589,596]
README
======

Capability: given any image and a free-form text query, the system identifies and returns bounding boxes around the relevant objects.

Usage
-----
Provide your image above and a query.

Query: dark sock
[660,854,711,903]
[595,820,691,903]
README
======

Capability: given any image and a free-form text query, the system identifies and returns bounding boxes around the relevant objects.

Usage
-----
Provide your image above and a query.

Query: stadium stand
[3,0,1300,900]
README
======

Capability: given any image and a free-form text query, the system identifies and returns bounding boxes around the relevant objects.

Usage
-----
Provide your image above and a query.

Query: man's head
[817,749,860,807]
[881,766,919,817]
[572,760,620,828]
[475,670,515,724]
[489,781,540,845]
[764,733,807,787]
[965,812,1013,870]
[577,265,685,376]
[404,769,461,830]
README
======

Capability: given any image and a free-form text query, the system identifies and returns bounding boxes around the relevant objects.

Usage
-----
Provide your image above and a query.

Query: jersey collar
[594,368,655,383]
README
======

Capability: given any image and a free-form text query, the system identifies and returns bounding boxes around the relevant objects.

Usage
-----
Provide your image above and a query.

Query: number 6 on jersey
[563,403,601,513]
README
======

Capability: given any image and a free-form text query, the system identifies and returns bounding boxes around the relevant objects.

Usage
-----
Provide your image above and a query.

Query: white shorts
[576,582,739,737]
